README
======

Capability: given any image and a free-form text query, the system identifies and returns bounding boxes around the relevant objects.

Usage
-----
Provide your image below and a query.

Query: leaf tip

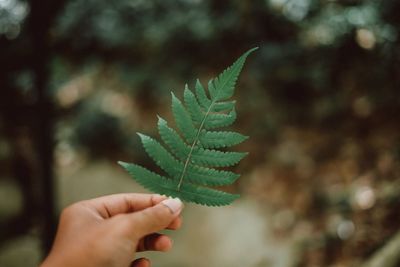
[136,132,147,140]
[171,92,181,104]
[117,161,128,168]
[241,47,259,59]
[157,115,166,124]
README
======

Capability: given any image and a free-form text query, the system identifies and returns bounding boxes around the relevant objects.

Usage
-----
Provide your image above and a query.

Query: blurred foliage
[48,0,400,132]
[1,0,400,266]
[73,109,124,158]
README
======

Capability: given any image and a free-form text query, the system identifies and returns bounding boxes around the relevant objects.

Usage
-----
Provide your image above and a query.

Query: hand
[40,193,183,267]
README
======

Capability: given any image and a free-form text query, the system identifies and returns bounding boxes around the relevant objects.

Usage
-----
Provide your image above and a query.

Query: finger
[137,233,173,252]
[167,216,182,230]
[81,193,167,219]
[125,198,183,239]
[130,258,150,267]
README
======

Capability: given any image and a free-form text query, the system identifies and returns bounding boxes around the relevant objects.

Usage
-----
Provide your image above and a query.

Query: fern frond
[157,116,189,158]
[138,133,181,178]
[207,79,217,101]
[195,79,211,109]
[138,132,204,182]
[119,47,258,206]
[185,164,240,186]
[198,130,248,149]
[209,47,258,101]
[171,92,196,143]
[204,108,237,129]
[183,86,204,125]
[158,117,246,167]
[118,162,240,206]
[138,132,238,186]
[211,100,236,112]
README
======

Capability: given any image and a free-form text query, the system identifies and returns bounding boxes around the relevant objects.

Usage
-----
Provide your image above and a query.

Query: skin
[40,193,183,267]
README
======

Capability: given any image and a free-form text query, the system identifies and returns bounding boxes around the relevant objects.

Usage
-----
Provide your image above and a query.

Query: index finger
[81,193,167,219]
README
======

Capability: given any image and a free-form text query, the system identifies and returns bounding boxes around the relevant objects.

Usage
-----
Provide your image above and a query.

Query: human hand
[40,193,183,267]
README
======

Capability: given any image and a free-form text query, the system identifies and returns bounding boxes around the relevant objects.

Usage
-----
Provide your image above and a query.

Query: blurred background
[1,0,400,266]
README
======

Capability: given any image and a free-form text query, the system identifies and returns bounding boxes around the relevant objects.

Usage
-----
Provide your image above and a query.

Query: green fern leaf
[195,79,211,109]
[204,108,236,129]
[198,130,248,149]
[209,47,258,101]
[157,116,189,158]
[118,47,257,206]
[157,116,246,167]
[137,133,238,186]
[211,100,236,112]
[171,92,197,143]
[140,130,241,185]
[183,85,204,126]
[118,162,240,206]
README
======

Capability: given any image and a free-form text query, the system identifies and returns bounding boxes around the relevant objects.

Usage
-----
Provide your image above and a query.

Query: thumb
[126,197,183,239]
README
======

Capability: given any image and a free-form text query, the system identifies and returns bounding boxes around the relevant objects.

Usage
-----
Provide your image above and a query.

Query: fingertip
[131,258,150,267]
[137,233,174,252]
[155,235,173,252]
[167,216,182,230]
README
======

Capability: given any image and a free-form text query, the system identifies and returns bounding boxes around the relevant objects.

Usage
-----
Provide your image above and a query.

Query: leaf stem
[176,57,242,190]
[177,101,215,190]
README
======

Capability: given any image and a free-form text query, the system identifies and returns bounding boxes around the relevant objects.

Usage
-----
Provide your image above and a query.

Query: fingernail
[161,198,182,214]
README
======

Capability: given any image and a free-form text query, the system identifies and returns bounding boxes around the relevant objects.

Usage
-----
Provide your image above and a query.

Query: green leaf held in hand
[118,47,257,206]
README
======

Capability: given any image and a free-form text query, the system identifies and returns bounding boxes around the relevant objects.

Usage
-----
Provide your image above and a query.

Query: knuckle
[60,203,78,218]
[60,202,87,221]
